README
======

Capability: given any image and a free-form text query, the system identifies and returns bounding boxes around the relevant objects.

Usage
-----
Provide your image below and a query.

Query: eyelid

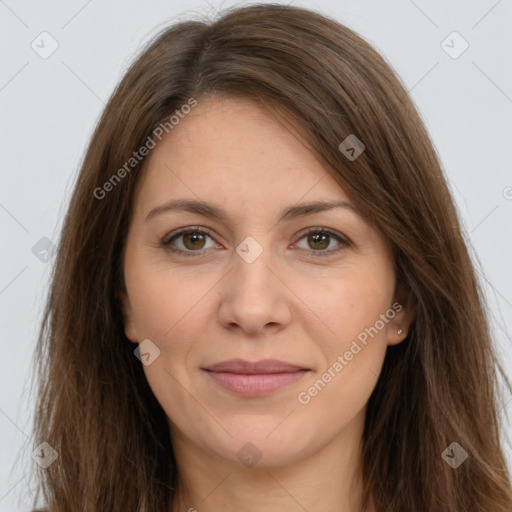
[294,226,349,244]
[163,225,215,245]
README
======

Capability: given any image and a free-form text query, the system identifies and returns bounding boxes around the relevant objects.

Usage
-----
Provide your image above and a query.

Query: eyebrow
[145,198,360,224]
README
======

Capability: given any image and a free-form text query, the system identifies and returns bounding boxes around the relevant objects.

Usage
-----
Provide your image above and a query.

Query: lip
[203,358,309,374]
[202,358,310,397]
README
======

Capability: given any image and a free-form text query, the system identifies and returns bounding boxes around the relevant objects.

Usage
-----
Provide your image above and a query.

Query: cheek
[125,255,215,343]
[301,267,394,349]
[294,268,393,403]
[125,262,213,426]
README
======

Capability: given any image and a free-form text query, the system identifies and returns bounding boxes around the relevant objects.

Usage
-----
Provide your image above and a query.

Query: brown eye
[163,228,217,256]
[181,231,207,250]
[306,232,330,250]
[294,228,349,257]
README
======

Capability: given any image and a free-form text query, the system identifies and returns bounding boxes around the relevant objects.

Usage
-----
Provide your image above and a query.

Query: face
[121,96,412,468]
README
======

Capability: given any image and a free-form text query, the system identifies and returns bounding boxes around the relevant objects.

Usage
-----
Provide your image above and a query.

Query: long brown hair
[27,3,512,511]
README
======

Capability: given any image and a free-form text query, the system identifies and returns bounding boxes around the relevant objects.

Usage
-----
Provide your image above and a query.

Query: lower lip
[204,370,309,397]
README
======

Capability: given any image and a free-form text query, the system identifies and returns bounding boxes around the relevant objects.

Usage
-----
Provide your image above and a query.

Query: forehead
[134,96,352,215]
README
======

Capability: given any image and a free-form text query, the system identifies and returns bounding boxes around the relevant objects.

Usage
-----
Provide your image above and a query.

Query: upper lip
[203,358,309,374]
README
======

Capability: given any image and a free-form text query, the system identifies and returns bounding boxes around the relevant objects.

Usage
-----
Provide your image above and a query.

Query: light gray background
[1,0,511,510]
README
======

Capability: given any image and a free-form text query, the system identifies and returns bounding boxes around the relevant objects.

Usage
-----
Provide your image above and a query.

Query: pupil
[310,233,329,250]
[186,232,204,249]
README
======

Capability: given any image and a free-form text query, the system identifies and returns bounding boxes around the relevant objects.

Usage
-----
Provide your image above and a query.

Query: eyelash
[161,226,350,258]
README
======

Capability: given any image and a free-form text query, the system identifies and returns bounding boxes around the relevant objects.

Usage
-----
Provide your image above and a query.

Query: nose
[216,242,292,336]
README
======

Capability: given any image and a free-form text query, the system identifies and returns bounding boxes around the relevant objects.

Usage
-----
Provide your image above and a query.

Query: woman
[28,3,512,511]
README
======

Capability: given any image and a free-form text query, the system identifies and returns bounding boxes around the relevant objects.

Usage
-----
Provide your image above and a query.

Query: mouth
[202,358,311,397]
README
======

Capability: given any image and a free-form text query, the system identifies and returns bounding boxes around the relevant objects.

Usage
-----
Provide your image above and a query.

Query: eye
[162,226,350,258]
[162,227,217,257]
[293,227,349,257]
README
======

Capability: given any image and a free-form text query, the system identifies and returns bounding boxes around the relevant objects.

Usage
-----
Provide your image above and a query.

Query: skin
[121,96,414,512]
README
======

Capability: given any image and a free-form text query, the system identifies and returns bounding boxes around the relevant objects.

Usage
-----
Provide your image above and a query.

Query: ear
[119,291,139,343]
[386,280,415,346]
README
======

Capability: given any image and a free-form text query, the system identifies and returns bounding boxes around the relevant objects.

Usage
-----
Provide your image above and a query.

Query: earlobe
[388,326,406,346]
[119,291,138,343]
[387,281,415,346]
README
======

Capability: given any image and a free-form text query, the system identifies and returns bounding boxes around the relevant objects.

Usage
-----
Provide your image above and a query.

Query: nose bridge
[217,234,291,332]
[232,234,277,295]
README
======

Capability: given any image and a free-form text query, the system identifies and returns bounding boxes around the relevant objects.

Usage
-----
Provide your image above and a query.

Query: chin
[211,419,315,468]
